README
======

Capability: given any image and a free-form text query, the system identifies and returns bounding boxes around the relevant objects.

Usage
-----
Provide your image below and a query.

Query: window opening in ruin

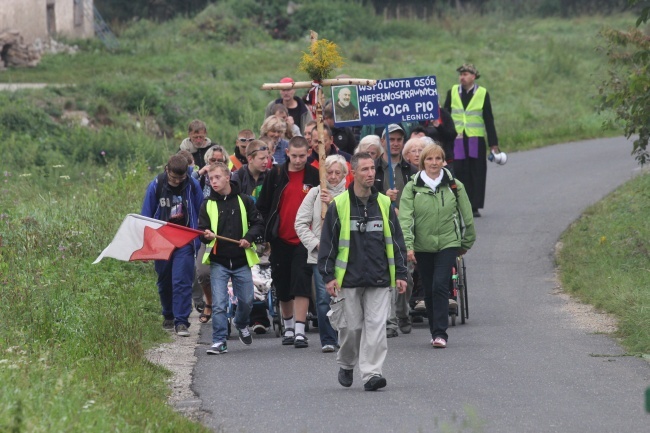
[47,4,57,36]
[74,0,84,27]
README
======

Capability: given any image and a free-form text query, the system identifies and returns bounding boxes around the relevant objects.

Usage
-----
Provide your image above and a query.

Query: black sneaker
[252,322,267,334]
[162,319,174,331]
[398,317,412,334]
[238,327,253,345]
[175,323,190,337]
[386,328,398,338]
[206,342,227,355]
[338,368,353,387]
[364,375,387,391]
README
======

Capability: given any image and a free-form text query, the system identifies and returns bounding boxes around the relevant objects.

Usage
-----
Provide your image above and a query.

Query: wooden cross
[261,31,376,218]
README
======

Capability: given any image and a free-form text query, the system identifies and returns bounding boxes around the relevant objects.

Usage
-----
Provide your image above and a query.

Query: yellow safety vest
[333,192,396,288]
[450,84,486,138]
[202,196,260,267]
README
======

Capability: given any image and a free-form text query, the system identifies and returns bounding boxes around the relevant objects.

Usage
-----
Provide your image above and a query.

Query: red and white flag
[93,214,201,264]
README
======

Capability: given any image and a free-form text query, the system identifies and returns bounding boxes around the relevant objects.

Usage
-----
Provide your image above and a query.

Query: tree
[599,0,650,165]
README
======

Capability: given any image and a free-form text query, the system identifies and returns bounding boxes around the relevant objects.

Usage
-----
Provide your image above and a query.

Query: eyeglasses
[238,138,255,143]
[357,207,368,234]
[247,146,269,157]
[167,172,187,182]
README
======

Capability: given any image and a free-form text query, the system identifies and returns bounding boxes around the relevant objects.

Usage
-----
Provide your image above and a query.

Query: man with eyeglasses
[230,129,256,171]
[141,154,204,337]
[318,152,408,391]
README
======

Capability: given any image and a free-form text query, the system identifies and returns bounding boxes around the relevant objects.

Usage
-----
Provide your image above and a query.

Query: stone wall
[0,30,79,70]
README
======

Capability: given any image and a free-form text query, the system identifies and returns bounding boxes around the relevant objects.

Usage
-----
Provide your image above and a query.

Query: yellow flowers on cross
[299,39,344,82]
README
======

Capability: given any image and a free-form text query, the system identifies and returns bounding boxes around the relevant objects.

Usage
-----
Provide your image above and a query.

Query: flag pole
[165,222,241,245]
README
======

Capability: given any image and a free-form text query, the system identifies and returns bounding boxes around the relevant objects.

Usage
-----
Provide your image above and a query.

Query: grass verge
[557,172,650,355]
[0,166,210,432]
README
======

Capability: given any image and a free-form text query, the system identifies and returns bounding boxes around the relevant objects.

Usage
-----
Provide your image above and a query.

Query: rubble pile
[0,30,78,70]
[0,30,41,69]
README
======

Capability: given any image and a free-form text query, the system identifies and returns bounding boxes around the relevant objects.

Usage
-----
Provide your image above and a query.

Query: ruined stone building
[0,0,95,68]
[1,0,94,44]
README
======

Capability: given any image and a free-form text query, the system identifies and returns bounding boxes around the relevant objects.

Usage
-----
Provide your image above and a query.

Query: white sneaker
[414,300,426,311]
[321,344,336,353]
[432,337,447,348]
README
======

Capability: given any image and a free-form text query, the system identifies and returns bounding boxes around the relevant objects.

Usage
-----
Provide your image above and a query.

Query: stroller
[226,262,275,337]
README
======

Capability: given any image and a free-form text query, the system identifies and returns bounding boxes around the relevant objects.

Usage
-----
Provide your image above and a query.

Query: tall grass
[0,164,210,432]
[557,172,650,355]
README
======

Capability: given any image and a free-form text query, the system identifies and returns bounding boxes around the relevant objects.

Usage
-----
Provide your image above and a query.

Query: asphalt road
[192,137,649,433]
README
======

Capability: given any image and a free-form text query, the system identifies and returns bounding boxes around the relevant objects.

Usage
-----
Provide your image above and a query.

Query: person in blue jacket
[141,154,204,337]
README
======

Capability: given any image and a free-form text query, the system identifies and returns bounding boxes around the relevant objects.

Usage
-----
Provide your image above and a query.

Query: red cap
[280,77,294,84]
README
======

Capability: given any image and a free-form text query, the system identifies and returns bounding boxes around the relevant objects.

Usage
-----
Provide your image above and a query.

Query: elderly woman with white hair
[355,134,384,161]
[295,154,348,353]
[402,137,425,166]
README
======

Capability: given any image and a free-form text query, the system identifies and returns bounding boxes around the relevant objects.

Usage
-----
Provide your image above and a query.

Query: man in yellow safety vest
[318,152,408,392]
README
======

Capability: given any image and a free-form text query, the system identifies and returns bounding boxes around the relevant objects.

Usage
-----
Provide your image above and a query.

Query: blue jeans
[415,248,459,341]
[313,264,338,346]
[210,263,254,344]
[154,244,194,327]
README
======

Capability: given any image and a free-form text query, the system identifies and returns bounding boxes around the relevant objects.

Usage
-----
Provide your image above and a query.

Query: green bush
[285,1,382,41]
[0,94,58,134]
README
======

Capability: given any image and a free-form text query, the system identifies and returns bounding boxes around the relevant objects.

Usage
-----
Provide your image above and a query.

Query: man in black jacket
[256,136,320,348]
[318,152,408,391]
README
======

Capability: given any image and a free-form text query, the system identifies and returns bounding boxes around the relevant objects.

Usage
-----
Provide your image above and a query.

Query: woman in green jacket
[398,143,476,348]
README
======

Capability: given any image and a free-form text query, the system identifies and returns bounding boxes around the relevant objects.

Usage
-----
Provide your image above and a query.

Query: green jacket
[398,169,476,252]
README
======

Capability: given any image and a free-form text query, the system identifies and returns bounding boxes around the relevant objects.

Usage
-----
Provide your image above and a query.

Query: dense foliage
[599,0,650,165]
[96,0,632,31]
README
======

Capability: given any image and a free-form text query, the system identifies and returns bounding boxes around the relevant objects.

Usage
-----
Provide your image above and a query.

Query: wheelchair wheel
[269,285,284,338]
[449,265,458,326]
[457,256,468,323]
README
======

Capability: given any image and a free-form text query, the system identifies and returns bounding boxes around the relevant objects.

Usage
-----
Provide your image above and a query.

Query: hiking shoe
[386,328,398,338]
[175,324,190,337]
[338,368,353,387]
[206,342,227,355]
[282,327,295,345]
[432,337,447,348]
[252,322,267,334]
[322,344,336,353]
[162,319,174,331]
[294,334,308,348]
[398,317,412,334]
[238,327,253,345]
[364,375,387,391]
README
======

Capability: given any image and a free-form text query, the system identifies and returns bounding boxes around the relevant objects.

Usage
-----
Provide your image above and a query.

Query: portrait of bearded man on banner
[333,86,360,122]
